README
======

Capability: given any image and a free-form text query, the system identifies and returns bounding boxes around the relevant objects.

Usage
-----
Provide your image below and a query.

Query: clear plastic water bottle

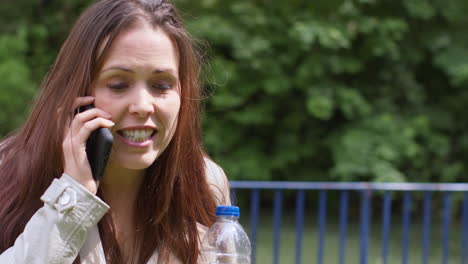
[200,206,251,264]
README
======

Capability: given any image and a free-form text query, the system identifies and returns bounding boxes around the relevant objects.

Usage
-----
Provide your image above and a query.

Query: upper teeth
[121,129,154,142]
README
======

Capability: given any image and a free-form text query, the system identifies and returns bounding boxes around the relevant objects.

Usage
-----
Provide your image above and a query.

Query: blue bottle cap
[216,205,240,217]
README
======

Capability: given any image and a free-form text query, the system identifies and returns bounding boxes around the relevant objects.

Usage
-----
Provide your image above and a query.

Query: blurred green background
[1,0,468,184]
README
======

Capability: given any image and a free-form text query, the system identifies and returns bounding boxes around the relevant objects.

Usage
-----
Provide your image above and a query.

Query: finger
[69,108,113,142]
[75,117,115,142]
[72,96,95,110]
[71,108,112,130]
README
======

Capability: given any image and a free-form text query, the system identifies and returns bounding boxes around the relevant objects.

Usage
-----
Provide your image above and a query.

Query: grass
[238,210,464,264]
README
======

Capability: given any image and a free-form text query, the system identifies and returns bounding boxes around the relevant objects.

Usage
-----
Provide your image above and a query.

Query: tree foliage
[1,0,468,183]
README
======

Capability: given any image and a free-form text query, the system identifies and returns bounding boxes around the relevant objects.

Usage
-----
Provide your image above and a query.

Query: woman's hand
[62,96,114,194]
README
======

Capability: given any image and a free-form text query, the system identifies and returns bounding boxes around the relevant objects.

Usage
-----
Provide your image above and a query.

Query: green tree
[176,0,468,183]
[1,0,468,184]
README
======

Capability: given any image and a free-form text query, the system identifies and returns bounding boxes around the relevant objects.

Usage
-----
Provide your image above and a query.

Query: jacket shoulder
[203,157,230,205]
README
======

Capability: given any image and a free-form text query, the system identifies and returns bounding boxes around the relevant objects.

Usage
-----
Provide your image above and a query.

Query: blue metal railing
[230,181,468,264]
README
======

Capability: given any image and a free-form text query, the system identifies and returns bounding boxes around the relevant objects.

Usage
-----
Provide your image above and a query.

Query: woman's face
[91,23,180,171]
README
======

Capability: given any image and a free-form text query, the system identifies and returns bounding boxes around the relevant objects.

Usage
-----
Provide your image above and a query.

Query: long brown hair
[0,0,219,263]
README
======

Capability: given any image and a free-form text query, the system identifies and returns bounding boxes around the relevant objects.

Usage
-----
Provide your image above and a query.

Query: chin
[109,152,159,171]
[120,160,154,170]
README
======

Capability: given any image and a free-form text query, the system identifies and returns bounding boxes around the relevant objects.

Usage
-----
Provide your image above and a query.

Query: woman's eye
[152,82,173,91]
[107,81,128,90]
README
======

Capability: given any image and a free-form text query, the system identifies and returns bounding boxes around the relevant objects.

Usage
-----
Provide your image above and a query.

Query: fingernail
[105,112,112,118]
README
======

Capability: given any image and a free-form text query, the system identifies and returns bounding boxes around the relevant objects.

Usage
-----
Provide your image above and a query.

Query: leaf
[306,86,335,120]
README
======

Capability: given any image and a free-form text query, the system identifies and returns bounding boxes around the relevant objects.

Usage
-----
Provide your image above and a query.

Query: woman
[0,0,230,263]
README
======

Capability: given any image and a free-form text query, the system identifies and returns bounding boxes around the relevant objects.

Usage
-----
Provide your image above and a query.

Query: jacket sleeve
[0,173,109,264]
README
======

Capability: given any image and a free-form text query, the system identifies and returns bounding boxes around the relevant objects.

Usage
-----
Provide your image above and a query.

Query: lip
[119,125,157,131]
[117,126,157,148]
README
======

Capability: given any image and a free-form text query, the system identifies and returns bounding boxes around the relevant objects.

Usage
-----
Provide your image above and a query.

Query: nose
[128,85,154,118]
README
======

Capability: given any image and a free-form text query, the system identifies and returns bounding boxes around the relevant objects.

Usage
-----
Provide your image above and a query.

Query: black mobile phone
[79,104,114,181]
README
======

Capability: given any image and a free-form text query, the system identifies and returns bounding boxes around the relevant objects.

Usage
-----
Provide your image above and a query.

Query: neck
[99,163,145,237]
[100,163,145,204]
[99,163,146,263]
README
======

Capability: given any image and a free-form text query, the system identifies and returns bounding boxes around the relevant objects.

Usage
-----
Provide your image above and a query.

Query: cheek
[161,93,181,120]
[92,89,118,113]
[169,100,181,123]
[162,99,180,137]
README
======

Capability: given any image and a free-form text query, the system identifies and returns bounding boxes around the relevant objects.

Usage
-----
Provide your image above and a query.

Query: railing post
[273,190,283,264]
[360,190,372,264]
[381,191,392,264]
[461,192,468,264]
[401,192,412,264]
[442,192,451,264]
[317,190,327,264]
[339,191,349,264]
[422,191,431,264]
[295,190,305,264]
[250,189,260,264]
[230,188,237,205]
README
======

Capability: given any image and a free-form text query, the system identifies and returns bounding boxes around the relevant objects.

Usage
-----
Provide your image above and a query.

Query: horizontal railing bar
[230,181,468,191]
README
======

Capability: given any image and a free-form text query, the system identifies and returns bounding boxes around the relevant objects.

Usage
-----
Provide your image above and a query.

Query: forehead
[101,24,179,74]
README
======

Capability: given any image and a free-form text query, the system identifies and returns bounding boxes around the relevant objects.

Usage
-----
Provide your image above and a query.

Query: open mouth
[117,128,157,142]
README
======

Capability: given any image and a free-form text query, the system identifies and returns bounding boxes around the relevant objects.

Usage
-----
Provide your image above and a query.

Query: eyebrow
[101,66,177,76]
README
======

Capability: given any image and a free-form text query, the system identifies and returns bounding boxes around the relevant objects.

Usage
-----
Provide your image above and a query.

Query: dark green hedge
[1,0,468,183]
